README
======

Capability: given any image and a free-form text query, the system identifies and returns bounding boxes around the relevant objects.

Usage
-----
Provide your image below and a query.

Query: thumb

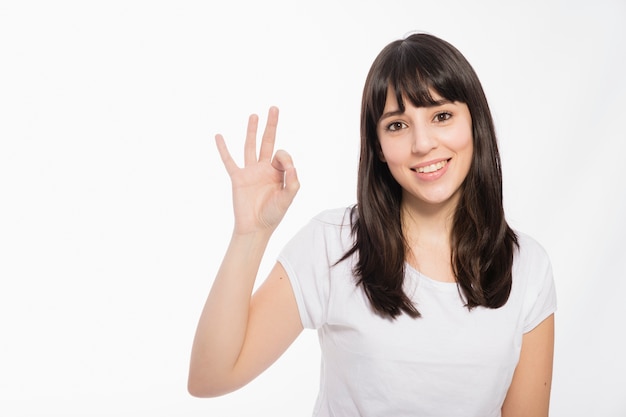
[272,150,300,196]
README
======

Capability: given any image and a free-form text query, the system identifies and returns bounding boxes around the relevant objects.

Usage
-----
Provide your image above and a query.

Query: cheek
[378,137,407,164]
[449,124,474,151]
[459,136,473,159]
[457,137,473,166]
[445,126,474,173]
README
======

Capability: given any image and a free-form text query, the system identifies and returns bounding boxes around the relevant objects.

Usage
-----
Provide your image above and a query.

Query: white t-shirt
[277,207,556,417]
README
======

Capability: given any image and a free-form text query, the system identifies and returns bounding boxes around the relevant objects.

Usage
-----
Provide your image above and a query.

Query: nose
[411,123,438,154]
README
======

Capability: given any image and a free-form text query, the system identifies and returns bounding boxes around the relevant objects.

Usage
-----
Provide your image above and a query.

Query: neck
[400,192,458,248]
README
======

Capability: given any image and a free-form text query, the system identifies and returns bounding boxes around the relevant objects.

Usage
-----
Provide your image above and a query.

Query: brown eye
[434,112,452,122]
[386,121,406,131]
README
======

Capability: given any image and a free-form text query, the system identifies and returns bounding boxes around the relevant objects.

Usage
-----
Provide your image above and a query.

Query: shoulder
[513,231,552,270]
[310,206,354,227]
[511,231,557,332]
[306,206,355,251]
[277,207,357,329]
[281,206,354,256]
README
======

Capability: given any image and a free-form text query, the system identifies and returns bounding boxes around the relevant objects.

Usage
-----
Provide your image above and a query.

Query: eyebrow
[379,99,453,120]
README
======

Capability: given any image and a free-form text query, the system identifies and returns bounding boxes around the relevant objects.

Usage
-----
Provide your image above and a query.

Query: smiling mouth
[412,159,450,174]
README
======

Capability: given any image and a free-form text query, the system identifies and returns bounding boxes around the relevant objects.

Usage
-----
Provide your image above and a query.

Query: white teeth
[417,160,447,173]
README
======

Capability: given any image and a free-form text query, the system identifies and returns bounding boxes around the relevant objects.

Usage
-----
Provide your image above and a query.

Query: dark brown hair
[342,33,518,319]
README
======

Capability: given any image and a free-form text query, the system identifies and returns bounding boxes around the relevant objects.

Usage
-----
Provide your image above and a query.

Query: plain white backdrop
[1,0,625,415]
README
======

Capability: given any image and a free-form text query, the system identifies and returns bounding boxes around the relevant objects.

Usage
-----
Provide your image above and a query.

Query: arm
[188,107,302,397]
[502,314,555,417]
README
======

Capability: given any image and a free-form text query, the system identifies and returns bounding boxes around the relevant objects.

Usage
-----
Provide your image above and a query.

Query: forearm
[189,230,272,393]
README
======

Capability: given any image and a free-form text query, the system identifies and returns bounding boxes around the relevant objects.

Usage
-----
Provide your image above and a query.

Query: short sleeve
[277,210,348,329]
[518,234,558,333]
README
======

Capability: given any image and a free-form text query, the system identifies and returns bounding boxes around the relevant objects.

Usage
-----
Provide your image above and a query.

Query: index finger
[258,106,279,162]
[215,134,239,176]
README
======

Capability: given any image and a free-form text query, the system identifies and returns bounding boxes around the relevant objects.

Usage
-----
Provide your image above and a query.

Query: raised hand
[215,106,300,235]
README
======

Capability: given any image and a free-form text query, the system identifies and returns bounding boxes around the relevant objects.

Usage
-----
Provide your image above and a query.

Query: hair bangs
[390,65,441,113]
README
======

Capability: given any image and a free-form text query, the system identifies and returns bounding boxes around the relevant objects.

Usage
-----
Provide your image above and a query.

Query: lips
[411,158,450,174]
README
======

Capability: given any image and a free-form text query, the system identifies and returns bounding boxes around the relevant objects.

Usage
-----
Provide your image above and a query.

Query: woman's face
[377,87,473,213]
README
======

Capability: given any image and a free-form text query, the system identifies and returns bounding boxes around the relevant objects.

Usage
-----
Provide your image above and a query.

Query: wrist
[228,228,273,258]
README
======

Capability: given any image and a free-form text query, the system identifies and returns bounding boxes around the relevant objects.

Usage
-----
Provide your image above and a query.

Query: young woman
[188,33,556,417]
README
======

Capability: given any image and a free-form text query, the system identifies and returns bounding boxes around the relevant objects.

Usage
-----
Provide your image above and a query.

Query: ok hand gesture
[215,107,300,236]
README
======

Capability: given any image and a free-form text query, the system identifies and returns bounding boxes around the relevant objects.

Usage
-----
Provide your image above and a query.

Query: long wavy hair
[341,33,518,319]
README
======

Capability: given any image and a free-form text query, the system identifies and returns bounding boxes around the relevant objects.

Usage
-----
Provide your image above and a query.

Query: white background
[1,0,625,416]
